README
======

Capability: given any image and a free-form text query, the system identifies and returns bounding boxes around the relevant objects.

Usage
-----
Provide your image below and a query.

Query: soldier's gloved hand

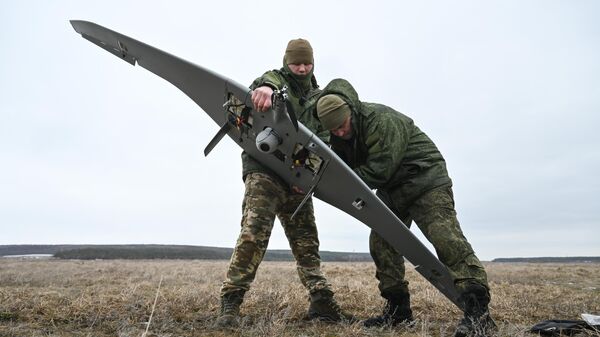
[251,86,274,112]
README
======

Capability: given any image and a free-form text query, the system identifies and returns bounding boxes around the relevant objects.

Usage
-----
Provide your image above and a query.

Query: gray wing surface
[70,20,251,125]
[70,20,462,309]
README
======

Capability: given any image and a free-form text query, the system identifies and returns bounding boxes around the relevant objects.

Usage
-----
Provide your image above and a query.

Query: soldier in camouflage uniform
[315,79,496,337]
[215,40,354,327]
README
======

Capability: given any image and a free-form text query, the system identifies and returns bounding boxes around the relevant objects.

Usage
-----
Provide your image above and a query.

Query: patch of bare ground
[0,260,598,336]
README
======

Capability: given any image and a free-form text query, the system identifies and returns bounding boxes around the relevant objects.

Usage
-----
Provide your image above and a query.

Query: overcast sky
[1,1,599,260]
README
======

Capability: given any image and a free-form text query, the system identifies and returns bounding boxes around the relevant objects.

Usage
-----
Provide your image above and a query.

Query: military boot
[454,283,497,337]
[363,292,414,327]
[306,289,357,323]
[215,290,244,328]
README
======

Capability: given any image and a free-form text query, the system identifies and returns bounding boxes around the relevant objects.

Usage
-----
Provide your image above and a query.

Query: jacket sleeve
[354,114,408,189]
[249,70,284,90]
[315,129,330,144]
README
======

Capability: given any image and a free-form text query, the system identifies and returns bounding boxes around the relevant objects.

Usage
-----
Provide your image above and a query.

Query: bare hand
[251,86,274,112]
[291,185,305,194]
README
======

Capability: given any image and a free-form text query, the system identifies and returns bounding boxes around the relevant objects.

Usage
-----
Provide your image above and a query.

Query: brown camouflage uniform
[220,67,332,297]
[319,79,489,299]
[221,172,330,295]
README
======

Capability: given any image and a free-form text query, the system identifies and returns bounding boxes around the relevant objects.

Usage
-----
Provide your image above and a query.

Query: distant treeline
[5,245,598,263]
[492,257,600,263]
[1,244,373,262]
[1,245,87,256]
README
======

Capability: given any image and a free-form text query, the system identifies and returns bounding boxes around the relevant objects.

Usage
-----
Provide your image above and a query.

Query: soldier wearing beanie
[316,79,496,337]
[284,38,314,64]
[215,40,355,327]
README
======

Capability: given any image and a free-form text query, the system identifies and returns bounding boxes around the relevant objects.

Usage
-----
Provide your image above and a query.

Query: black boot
[454,283,497,337]
[363,292,414,328]
[306,289,357,323]
[215,290,245,328]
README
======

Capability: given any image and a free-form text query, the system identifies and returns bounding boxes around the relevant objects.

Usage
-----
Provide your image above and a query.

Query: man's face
[331,116,353,140]
[287,63,313,76]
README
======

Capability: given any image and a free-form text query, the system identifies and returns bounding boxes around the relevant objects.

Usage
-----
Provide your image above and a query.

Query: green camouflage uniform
[319,79,489,299]
[220,67,331,296]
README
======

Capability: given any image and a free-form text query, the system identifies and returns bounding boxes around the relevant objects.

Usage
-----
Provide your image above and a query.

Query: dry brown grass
[0,259,598,336]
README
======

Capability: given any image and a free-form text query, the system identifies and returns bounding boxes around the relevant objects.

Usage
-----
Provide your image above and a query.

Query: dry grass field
[0,259,598,337]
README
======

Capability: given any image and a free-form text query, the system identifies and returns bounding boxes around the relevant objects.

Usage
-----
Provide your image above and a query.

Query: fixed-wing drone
[70,20,463,309]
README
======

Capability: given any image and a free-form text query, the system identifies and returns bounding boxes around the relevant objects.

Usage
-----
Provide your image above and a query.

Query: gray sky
[1,1,599,260]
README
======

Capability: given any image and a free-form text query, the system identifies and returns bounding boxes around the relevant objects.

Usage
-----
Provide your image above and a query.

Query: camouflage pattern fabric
[221,60,332,300]
[321,79,452,200]
[318,78,489,299]
[221,172,331,296]
[371,186,489,298]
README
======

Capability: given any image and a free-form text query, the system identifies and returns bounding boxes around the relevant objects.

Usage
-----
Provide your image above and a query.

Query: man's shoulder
[363,102,395,114]
[251,68,287,89]
[357,102,384,123]
[261,68,286,80]
[361,102,413,128]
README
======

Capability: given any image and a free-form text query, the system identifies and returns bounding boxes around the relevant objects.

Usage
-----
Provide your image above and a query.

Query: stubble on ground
[0,259,598,336]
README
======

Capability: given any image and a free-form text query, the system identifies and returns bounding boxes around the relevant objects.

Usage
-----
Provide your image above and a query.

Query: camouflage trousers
[220,172,331,297]
[370,185,489,298]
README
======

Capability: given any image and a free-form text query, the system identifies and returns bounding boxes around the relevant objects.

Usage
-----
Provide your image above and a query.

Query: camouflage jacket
[320,79,452,203]
[241,68,328,183]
